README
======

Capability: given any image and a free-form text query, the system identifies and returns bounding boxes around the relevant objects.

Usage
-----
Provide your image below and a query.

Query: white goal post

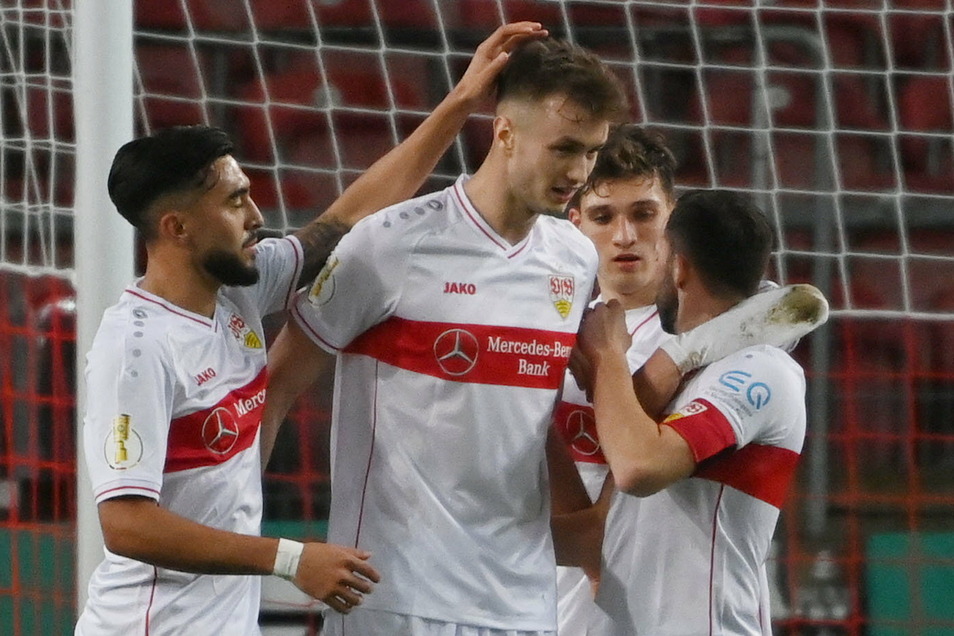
[72,0,134,611]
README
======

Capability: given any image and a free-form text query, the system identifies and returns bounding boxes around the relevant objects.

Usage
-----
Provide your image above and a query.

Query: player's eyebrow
[227,186,250,200]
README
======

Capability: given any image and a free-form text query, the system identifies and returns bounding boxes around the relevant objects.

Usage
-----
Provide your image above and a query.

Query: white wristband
[273,538,304,581]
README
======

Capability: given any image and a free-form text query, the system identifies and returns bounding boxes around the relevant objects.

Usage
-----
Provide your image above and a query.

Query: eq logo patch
[433,328,480,376]
[718,370,771,409]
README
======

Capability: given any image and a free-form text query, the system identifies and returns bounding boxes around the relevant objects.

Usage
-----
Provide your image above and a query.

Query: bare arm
[548,426,610,583]
[631,347,683,421]
[579,301,695,496]
[98,496,379,614]
[261,319,335,468]
[551,474,613,581]
[291,21,548,285]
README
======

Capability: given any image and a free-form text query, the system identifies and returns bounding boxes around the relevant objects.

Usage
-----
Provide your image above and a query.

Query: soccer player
[578,189,810,635]
[552,124,677,633]
[74,22,547,635]
[263,38,627,635]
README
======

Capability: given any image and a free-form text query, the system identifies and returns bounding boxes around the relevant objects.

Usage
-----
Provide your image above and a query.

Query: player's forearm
[591,351,666,495]
[291,92,473,286]
[631,348,683,420]
[98,498,278,576]
[546,425,592,516]
[551,505,603,570]
[321,90,474,231]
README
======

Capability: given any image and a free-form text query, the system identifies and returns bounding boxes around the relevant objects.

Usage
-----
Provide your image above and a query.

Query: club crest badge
[227,313,263,349]
[549,275,575,319]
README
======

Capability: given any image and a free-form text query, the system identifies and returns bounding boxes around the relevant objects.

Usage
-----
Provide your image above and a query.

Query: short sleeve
[247,236,304,316]
[82,320,175,503]
[291,215,406,353]
[663,346,807,463]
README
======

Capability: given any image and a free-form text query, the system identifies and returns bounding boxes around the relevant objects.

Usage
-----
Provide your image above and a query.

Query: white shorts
[321,608,555,636]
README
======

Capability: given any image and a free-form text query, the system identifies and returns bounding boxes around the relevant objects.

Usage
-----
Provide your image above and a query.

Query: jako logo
[195,368,217,386]
[443,282,476,295]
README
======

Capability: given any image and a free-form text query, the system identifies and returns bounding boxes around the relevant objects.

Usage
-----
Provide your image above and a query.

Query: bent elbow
[613,464,667,498]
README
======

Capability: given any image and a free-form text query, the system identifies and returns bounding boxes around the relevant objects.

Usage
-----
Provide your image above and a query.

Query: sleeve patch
[663,398,737,463]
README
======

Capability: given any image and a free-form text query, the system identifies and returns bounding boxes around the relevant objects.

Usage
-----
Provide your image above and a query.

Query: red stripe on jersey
[695,443,800,509]
[344,316,576,390]
[95,485,160,501]
[164,368,266,473]
[553,401,606,464]
[664,399,737,462]
[664,398,800,507]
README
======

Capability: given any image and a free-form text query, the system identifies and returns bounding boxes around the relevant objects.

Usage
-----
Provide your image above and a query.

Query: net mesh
[1,1,952,633]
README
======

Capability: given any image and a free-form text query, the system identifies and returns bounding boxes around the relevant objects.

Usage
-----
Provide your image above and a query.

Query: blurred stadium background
[1,1,953,634]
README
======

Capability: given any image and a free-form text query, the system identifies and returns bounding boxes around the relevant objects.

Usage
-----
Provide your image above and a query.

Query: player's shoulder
[704,344,805,391]
[89,290,175,366]
[349,183,458,247]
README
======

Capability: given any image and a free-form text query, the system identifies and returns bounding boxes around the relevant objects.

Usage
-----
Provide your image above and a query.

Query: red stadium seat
[234,50,425,162]
[135,0,247,32]
[456,0,562,29]
[135,45,208,131]
[898,76,953,193]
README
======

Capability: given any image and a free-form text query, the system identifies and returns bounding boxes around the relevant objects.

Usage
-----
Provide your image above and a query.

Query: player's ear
[493,114,515,154]
[672,251,690,290]
[567,206,582,227]
[156,210,188,243]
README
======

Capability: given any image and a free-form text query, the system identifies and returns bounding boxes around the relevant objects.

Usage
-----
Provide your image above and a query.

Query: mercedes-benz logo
[565,408,600,456]
[433,328,480,376]
[201,407,240,454]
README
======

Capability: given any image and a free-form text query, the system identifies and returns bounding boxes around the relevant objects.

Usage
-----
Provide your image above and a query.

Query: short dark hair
[666,190,773,299]
[496,38,627,121]
[107,125,235,240]
[571,125,677,209]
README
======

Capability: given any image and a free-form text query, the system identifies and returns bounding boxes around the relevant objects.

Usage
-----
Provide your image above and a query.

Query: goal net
[1,1,952,634]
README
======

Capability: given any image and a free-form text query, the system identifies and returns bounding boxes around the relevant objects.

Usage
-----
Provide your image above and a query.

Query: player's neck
[465,165,536,245]
[139,252,219,318]
[601,283,656,311]
[677,291,741,334]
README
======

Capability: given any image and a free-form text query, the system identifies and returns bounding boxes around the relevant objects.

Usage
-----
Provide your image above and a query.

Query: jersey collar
[452,175,533,259]
[124,282,218,331]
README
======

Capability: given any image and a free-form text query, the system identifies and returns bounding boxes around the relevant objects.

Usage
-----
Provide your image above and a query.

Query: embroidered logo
[227,313,263,349]
[443,282,477,295]
[195,367,217,386]
[549,275,575,319]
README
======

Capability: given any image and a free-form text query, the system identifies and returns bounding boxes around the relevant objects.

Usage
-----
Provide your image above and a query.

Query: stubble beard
[656,275,679,335]
[202,249,260,287]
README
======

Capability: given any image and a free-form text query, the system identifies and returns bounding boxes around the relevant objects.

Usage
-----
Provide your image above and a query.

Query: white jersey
[589,345,806,636]
[552,304,669,634]
[76,237,303,636]
[292,175,598,630]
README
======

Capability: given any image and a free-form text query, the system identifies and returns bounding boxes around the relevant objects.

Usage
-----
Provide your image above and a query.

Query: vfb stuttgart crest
[228,313,263,349]
[549,275,575,319]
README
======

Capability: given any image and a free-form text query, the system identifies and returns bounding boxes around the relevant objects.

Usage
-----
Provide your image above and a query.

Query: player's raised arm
[97,496,379,614]
[290,21,548,286]
[633,282,830,419]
